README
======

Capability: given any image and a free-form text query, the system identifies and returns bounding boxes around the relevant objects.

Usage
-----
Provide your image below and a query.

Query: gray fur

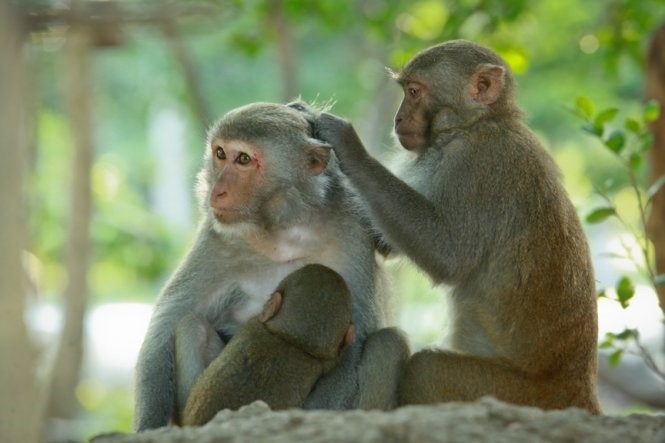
[133,102,403,431]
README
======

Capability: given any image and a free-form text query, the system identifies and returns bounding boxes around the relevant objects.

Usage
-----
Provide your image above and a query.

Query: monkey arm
[135,282,200,430]
[134,328,176,430]
[134,222,229,431]
[184,320,331,424]
[316,113,467,284]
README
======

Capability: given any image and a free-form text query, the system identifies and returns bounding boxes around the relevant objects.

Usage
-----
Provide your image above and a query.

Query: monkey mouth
[211,208,244,224]
[395,132,425,151]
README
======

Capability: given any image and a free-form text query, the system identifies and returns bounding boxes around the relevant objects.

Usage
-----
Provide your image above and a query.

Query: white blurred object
[83,303,153,384]
[29,302,153,386]
[148,106,193,232]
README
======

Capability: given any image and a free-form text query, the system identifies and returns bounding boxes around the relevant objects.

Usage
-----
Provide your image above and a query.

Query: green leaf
[599,332,615,348]
[585,207,616,224]
[647,175,665,201]
[629,153,643,171]
[599,340,613,349]
[596,288,608,299]
[582,122,603,137]
[639,131,654,153]
[616,276,635,308]
[608,349,623,367]
[595,108,618,126]
[604,130,625,153]
[615,328,638,341]
[624,117,641,134]
[643,100,661,123]
[576,96,594,120]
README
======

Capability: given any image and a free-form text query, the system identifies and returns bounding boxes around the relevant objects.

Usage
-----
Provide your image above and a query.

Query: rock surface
[93,397,665,443]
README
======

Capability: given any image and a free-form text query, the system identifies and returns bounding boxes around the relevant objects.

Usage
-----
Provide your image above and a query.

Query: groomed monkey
[183,264,356,426]
[314,40,601,413]
[134,102,410,430]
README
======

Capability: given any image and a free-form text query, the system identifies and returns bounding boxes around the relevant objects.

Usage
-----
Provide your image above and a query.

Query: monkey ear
[467,63,505,105]
[259,292,283,323]
[338,323,356,354]
[304,143,331,176]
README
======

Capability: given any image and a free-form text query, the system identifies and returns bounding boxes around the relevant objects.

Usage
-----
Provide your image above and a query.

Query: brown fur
[183,265,355,426]
[314,40,601,414]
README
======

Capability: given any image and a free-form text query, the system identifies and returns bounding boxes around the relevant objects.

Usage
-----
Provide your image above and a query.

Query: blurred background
[2,0,665,442]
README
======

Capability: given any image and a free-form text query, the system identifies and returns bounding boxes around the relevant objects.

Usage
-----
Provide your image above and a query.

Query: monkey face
[394,81,430,152]
[207,138,265,225]
[199,103,333,233]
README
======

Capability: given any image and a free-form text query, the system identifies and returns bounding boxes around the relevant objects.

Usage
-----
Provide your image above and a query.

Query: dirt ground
[92,397,665,443]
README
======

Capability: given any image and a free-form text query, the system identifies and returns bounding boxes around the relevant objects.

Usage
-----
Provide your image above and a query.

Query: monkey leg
[399,349,598,412]
[174,313,225,422]
[304,326,407,410]
[357,327,411,410]
[304,338,362,409]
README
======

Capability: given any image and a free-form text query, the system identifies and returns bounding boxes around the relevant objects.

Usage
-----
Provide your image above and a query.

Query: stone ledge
[92,397,665,443]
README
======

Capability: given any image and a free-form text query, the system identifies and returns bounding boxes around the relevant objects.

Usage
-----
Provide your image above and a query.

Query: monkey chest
[205,225,345,333]
[233,262,306,320]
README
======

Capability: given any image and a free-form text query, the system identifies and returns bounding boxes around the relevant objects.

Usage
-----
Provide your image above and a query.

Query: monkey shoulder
[466,124,561,186]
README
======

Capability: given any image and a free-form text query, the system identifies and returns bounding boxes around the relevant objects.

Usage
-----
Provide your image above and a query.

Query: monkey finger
[313,113,349,141]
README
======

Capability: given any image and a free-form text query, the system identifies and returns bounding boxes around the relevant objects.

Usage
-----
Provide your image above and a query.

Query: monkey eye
[215,146,226,160]
[405,83,421,98]
[236,152,252,165]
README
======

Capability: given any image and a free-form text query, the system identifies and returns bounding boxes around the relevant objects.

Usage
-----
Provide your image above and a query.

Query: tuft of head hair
[207,102,310,148]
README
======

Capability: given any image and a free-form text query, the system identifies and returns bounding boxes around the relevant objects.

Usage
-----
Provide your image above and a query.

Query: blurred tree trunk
[46,18,94,419]
[268,0,297,102]
[161,16,213,126]
[0,1,44,442]
[645,24,665,320]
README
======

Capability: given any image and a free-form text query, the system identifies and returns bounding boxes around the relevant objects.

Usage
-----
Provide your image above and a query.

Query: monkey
[182,264,356,426]
[313,40,601,414]
[133,102,410,431]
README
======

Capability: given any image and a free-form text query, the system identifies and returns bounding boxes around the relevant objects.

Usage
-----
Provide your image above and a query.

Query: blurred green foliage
[21,0,665,435]
[572,95,663,375]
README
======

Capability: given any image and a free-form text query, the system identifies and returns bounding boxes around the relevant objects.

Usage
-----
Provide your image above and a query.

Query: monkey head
[392,40,519,153]
[197,103,333,232]
[258,264,356,360]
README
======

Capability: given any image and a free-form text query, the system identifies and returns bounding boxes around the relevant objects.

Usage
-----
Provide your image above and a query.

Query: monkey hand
[315,113,370,171]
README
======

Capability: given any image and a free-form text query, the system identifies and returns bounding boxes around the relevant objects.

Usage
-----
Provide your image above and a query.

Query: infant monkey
[182,264,356,426]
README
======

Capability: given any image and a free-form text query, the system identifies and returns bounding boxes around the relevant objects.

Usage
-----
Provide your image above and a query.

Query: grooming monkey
[134,102,410,430]
[183,264,356,426]
[314,40,601,413]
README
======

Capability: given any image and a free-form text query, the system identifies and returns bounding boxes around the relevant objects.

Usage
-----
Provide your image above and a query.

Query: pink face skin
[208,138,265,224]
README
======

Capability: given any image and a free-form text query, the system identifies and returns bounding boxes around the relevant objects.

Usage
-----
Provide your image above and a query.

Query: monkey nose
[211,191,228,208]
